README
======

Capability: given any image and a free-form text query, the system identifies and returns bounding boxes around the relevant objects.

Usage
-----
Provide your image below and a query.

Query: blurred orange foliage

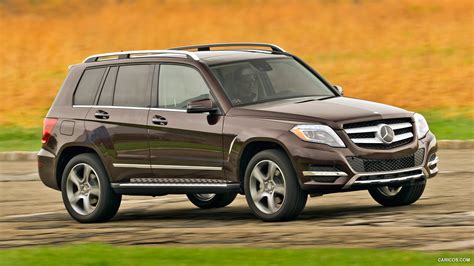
[0,0,472,126]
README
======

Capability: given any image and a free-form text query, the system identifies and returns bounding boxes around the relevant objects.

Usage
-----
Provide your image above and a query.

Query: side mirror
[334,85,343,96]
[187,98,218,114]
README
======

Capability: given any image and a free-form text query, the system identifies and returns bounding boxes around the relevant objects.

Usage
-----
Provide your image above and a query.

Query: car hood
[233,97,413,129]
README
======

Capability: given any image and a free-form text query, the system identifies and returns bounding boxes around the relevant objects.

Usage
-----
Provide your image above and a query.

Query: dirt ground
[0,150,473,250]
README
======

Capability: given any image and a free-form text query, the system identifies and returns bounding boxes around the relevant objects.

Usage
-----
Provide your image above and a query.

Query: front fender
[222,116,300,183]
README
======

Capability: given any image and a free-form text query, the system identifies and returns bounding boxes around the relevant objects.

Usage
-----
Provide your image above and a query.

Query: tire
[61,153,122,223]
[186,192,238,209]
[368,179,426,207]
[244,149,307,222]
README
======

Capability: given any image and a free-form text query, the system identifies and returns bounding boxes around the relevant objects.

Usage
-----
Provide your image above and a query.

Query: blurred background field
[0,0,472,150]
[0,244,472,266]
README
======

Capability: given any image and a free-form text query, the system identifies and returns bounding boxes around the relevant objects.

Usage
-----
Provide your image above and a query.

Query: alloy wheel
[376,185,402,197]
[194,193,216,201]
[249,160,286,214]
[66,163,101,216]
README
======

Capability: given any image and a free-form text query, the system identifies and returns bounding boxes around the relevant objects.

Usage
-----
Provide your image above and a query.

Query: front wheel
[186,192,238,209]
[61,153,121,223]
[244,149,307,222]
[368,179,426,207]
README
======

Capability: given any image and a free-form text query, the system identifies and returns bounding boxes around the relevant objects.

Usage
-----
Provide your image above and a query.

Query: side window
[97,67,118,106]
[74,68,106,105]
[113,65,151,107]
[158,65,209,109]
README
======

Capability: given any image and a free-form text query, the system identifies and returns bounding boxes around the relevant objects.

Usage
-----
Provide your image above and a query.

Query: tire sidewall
[187,193,237,209]
[369,179,426,207]
[61,153,118,222]
[244,149,303,221]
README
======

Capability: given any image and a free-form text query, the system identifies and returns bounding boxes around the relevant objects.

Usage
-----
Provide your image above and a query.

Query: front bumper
[292,132,438,193]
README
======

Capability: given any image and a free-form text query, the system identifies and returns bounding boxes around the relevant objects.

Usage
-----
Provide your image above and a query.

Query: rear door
[148,64,225,180]
[85,64,154,183]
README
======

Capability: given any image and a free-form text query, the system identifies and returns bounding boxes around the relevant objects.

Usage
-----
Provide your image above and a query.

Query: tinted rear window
[113,65,151,107]
[74,68,106,105]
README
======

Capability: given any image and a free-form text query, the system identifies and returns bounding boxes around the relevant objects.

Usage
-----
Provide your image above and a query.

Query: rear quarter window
[73,68,106,105]
[97,67,118,106]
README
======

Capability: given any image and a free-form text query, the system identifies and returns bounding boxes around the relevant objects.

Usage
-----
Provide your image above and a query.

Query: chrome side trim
[73,105,188,112]
[73,105,149,110]
[83,50,200,62]
[302,171,348,177]
[345,122,412,134]
[113,163,222,171]
[343,166,424,189]
[353,172,424,185]
[351,132,413,144]
[113,163,150,169]
[228,136,238,156]
[149,108,187,113]
[151,165,222,171]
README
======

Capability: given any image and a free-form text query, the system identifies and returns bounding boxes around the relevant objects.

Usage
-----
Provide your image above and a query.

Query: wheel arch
[237,138,298,187]
[55,144,106,190]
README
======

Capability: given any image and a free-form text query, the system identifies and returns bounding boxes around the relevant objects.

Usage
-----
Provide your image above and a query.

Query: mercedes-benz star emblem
[376,124,395,144]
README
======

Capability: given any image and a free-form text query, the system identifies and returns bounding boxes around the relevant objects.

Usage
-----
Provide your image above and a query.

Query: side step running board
[111,178,240,195]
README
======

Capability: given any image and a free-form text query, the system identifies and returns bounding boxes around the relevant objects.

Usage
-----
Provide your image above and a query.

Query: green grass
[0,127,41,152]
[0,244,471,266]
[422,109,474,140]
[0,110,472,152]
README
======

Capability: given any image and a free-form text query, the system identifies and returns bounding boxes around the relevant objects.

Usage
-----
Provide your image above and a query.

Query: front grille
[347,148,424,172]
[344,118,415,149]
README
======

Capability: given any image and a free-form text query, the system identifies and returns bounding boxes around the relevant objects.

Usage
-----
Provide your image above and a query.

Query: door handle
[94,110,109,119]
[152,115,168,125]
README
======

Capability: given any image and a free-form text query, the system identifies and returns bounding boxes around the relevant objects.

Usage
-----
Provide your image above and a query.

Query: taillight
[42,118,58,144]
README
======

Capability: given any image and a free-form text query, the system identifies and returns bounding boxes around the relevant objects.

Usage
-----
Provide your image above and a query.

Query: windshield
[210,58,335,106]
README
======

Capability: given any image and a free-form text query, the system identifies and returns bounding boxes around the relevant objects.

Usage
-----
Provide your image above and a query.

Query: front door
[85,64,154,183]
[148,64,224,180]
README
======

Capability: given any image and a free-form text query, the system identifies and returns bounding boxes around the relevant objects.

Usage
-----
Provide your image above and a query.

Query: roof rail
[168,43,286,53]
[82,50,200,63]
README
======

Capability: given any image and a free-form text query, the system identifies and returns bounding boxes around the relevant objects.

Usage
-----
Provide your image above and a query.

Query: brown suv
[38,43,439,222]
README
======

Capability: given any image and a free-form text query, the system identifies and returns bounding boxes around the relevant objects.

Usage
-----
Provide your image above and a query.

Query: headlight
[290,125,345,147]
[414,113,429,139]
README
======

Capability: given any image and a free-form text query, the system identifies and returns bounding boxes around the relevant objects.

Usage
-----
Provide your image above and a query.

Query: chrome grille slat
[351,132,413,144]
[344,118,414,149]
[345,122,412,134]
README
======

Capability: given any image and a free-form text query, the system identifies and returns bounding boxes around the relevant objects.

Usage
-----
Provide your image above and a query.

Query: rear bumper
[37,148,59,190]
[292,132,438,193]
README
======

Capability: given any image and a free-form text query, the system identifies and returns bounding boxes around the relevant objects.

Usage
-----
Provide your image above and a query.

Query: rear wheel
[186,192,237,209]
[244,149,307,222]
[61,153,121,223]
[368,179,426,207]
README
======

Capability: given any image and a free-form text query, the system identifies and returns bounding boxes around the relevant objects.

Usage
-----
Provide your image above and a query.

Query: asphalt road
[0,150,473,250]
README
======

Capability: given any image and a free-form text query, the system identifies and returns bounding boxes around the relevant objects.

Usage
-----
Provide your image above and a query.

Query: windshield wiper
[295,95,338,103]
[318,95,339,101]
[296,98,318,103]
